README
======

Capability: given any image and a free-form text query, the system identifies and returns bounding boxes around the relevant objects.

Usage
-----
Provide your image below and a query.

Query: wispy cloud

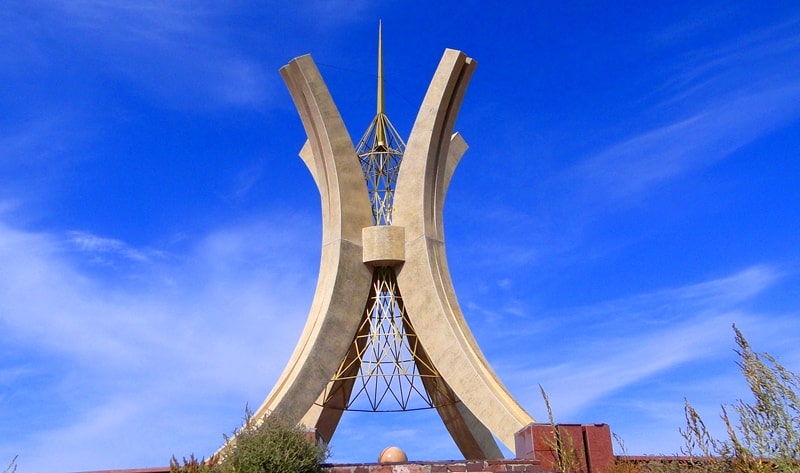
[496,19,800,266]
[3,1,274,110]
[569,82,800,200]
[67,230,160,263]
[225,160,267,202]
[0,214,320,471]
[527,311,748,413]
[654,18,800,107]
[0,112,92,204]
[492,266,788,416]
[443,20,800,283]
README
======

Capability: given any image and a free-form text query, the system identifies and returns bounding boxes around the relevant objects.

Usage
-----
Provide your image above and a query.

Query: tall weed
[3,456,16,473]
[610,326,799,473]
[679,325,800,472]
[540,385,583,473]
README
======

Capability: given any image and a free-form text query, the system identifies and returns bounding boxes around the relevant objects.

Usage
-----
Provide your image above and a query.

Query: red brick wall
[514,423,614,473]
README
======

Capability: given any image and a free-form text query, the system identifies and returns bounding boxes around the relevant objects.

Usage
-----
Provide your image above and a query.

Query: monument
[252,25,535,460]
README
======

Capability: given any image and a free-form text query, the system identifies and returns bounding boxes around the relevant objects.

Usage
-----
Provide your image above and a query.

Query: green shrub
[218,410,329,473]
[172,408,329,473]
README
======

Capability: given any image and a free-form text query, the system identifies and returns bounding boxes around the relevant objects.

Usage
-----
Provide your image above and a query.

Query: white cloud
[494,266,788,417]
[541,20,800,222]
[568,82,800,202]
[0,214,320,471]
[14,215,783,465]
[2,1,274,110]
[67,230,158,263]
[530,311,746,413]
[460,264,799,457]
[655,18,800,106]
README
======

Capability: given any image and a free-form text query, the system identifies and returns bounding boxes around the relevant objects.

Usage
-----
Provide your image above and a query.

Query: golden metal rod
[377,20,384,116]
[375,21,387,147]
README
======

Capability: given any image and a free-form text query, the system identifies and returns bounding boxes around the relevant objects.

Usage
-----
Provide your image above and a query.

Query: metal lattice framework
[322,267,456,412]
[356,114,406,226]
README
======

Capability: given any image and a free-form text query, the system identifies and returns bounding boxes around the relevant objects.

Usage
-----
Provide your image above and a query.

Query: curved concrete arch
[252,55,373,426]
[393,49,534,453]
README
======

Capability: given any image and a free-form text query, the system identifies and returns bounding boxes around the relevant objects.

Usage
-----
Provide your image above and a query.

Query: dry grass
[540,385,585,473]
[2,456,16,473]
[609,325,800,473]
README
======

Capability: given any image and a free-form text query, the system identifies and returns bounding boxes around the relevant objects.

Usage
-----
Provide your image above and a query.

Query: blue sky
[2,1,800,471]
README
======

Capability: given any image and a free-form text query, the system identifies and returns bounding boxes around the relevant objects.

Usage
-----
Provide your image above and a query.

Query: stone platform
[81,460,544,473]
[323,459,544,473]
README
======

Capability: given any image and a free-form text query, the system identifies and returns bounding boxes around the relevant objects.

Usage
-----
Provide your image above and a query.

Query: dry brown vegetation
[543,326,799,473]
[611,326,800,473]
[2,456,16,473]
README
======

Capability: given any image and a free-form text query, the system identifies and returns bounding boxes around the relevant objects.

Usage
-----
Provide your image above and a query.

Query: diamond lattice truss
[323,266,455,412]
[356,114,406,225]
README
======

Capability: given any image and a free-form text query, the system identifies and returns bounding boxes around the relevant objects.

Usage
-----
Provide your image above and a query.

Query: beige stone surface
[393,49,534,453]
[362,225,405,265]
[251,54,373,427]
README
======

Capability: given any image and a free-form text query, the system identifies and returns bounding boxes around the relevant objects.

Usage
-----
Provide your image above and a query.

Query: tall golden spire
[377,20,384,115]
[375,20,387,148]
[354,21,406,225]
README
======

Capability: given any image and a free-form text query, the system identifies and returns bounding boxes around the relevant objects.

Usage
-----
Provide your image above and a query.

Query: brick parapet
[514,423,614,473]
[322,459,544,473]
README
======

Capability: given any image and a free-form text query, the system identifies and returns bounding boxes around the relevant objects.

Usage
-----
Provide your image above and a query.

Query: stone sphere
[378,446,408,463]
